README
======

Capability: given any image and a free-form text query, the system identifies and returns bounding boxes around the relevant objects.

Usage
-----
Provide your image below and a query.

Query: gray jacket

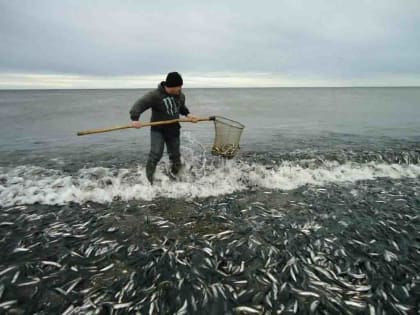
[130,82,190,137]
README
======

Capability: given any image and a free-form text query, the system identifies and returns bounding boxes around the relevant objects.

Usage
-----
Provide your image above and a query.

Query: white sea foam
[0,160,419,207]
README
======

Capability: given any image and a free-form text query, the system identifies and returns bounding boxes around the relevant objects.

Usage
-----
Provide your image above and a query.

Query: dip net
[211,116,245,158]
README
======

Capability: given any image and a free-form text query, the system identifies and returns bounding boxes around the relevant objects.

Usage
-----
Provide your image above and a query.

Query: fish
[394,303,410,313]
[17,277,41,287]
[11,271,20,284]
[234,306,260,314]
[113,302,132,310]
[0,300,18,309]
[99,263,114,272]
[290,287,320,298]
[12,247,30,253]
[65,277,82,295]
[310,300,319,313]
[41,260,62,268]
[61,304,75,315]
[0,222,14,226]
[174,300,188,315]
[0,266,17,277]
[384,250,398,262]
[344,300,367,310]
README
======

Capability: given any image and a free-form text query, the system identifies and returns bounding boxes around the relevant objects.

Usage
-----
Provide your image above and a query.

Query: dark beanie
[165,72,183,87]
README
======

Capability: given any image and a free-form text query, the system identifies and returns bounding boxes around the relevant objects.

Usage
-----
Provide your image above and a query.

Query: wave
[1,158,419,207]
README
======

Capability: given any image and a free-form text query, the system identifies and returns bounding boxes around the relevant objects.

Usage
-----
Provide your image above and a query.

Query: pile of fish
[211,144,240,159]
[0,172,419,313]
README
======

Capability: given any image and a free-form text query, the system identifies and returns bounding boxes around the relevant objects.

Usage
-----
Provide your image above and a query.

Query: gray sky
[1,0,419,88]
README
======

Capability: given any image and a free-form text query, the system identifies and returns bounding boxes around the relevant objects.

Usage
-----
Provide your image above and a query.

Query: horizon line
[1,85,420,91]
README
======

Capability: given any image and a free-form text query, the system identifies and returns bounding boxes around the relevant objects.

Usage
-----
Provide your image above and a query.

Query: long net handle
[77,116,215,136]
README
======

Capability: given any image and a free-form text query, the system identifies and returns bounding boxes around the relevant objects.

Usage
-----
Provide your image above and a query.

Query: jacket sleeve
[129,92,154,121]
[179,94,190,116]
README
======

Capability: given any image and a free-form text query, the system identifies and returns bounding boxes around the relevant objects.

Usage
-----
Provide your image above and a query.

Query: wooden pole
[76,117,215,136]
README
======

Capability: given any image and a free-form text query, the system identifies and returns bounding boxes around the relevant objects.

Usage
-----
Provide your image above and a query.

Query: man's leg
[165,135,182,175]
[146,130,165,184]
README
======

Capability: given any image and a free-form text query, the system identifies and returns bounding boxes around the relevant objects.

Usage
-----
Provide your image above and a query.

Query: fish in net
[210,116,245,158]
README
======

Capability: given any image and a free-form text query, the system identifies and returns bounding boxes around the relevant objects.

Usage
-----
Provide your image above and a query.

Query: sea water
[0,87,419,313]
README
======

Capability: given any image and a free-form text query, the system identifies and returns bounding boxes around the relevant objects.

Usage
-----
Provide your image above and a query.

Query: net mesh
[211,116,245,158]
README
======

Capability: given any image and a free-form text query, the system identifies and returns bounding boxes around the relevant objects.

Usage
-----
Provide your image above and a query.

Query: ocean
[0,87,419,313]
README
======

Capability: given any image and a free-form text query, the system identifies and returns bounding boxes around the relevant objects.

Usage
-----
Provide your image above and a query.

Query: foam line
[1,161,419,207]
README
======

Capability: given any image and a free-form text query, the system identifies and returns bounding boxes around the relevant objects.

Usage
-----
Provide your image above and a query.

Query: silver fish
[17,277,41,287]
[113,302,132,310]
[0,300,17,309]
[13,247,30,253]
[0,266,17,277]
[41,260,62,268]
[234,306,260,314]
[99,263,114,272]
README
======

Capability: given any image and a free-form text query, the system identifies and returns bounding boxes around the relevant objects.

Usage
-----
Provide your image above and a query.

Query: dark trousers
[146,130,181,182]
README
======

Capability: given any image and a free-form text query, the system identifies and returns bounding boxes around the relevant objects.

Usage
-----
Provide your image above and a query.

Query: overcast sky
[1,0,419,88]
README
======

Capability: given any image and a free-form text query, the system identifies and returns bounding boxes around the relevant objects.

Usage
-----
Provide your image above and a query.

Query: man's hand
[131,121,143,128]
[187,114,199,123]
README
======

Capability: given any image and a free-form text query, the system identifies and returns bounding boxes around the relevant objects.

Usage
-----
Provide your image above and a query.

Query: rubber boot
[171,160,182,175]
[168,160,182,181]
[146,160,156,185]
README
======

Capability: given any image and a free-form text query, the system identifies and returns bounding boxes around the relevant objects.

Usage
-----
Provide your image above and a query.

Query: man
[130,72,198,184]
